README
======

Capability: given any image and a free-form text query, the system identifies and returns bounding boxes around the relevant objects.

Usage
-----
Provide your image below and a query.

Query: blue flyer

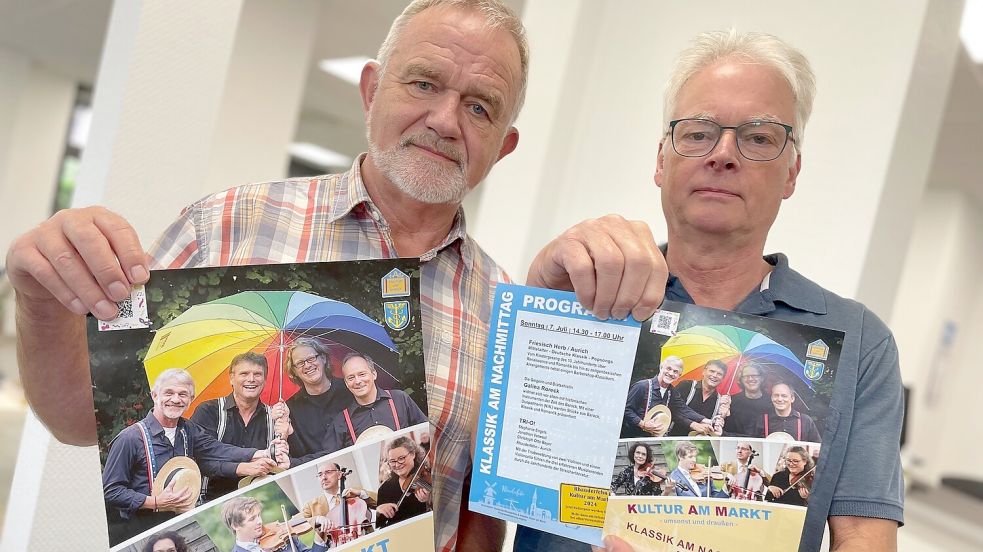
[468,283,642,545]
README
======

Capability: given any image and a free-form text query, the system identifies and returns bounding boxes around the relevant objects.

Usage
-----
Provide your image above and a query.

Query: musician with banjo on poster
[623,356,713,438]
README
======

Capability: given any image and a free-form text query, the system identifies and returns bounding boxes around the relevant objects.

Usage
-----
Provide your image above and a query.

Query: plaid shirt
[147,155,506,551]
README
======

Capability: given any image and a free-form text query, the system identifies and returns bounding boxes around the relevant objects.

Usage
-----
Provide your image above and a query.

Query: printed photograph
[86,260,425,548]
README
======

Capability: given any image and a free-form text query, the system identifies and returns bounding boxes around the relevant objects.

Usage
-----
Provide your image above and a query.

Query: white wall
[891,188,983,484]
[0,47,75,260]
[473,0,963,320]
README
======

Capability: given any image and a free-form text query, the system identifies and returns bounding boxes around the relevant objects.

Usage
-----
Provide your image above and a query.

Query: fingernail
[94,300,117,320]
[611,309,629,320]
[131,265,149,282]
[69,298,88,316]
[108,281,130,302]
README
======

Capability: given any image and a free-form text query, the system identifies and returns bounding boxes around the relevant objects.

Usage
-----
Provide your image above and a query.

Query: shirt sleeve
[190,423,257,477]
[623,382,645,429]
[400,392,429,426]
[189,401,219,438]
[828,319,904,524]
[101,428,148,516]
[146,200,205,270]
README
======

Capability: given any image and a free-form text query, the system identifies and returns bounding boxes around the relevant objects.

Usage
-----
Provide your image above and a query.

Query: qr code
[116,296,134,318]
[98,285,150,331]
[650,309,680,336]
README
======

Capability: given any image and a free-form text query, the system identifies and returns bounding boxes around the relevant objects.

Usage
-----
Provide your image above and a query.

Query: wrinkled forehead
[390,6,522,110]
[157,380,192,394]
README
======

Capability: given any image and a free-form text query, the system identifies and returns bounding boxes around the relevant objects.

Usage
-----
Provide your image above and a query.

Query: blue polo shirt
[666,253,904,550]
[513,252,904,552]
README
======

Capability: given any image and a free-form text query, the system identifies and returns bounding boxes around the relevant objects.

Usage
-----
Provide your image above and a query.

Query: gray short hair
[152,368,195,397]
[660,355,684,372]
[664,29,816,153]
[376,0,529,123]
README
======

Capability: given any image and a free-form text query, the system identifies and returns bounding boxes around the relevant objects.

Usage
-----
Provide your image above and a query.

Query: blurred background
[0,0,981,550]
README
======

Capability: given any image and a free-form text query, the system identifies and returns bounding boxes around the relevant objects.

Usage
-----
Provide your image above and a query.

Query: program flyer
[468,284,842,549]
[467,284,643,544]
[87,259,436,551]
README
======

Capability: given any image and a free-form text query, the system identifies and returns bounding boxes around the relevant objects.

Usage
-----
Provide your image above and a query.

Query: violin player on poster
[610,443,673,496]
[668,441,729,498]
[376,436,432,528]
[302,461,375,547]
[222,496,329,552]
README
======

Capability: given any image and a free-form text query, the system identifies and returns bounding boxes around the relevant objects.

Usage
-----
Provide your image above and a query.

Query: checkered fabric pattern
[147,154,507,552]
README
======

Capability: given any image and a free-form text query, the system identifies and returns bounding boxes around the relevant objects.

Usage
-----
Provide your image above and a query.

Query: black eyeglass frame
[667,118,795,162]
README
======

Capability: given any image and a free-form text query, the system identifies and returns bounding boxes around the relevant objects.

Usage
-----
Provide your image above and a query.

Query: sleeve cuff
[829,499,904,527]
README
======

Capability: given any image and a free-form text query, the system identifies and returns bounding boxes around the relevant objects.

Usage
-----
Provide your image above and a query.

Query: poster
[468,284,842,549]
[87,260,435,551]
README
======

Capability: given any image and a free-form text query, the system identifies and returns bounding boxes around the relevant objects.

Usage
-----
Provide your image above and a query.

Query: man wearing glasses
[523,29,903,552]
[284,338,353,462]
[302,461,375,546]
[727,364,771,437]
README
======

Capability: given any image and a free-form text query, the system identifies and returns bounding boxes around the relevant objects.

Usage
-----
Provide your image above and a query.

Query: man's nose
[705,129,741,170]
[425,93,463,140]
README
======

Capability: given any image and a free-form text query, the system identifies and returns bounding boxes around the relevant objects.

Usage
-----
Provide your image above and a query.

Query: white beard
[368,131,469,205]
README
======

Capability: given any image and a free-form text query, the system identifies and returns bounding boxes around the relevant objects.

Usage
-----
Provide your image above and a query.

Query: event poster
[604,302,842,552]
[467,284,643,545]
[468,284,843,549]
[87,260,436,551]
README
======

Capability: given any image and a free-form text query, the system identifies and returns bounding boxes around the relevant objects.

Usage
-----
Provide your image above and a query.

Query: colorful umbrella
[660,325,812,397]
[143,291,399,415]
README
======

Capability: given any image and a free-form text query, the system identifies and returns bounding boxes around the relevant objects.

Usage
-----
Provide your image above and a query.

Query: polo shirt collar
[333,154,474,269]
[662,245,827,316]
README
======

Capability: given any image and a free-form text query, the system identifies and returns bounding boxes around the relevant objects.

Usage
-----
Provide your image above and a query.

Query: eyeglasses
[785,457,805,464]
[294,354,320,368]
[317,469,340,476]
[668,118,794,161]
[387,452,413,466]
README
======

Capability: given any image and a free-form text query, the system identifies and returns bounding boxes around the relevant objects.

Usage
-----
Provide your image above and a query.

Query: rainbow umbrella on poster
[660,325,812,398]
[143,291,398,415]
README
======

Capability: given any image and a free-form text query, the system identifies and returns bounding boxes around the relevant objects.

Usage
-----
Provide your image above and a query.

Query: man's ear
[360,61,382,114]
[654,141,666,188]
[496,127,519,161]
[784,153,801,200]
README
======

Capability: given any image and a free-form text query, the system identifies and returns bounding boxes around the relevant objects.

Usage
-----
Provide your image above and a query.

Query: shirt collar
[144,411,187,435]
[352,387,393,409]
[661,244,827,315]
[223,393,266,413]
[334,154,474,269]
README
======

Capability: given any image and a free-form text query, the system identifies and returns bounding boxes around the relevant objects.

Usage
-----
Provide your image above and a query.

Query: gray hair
[152,368,195,397]
[660,355,684,372]
[663,29,816,153]
[285,337,331,385]
[341,351,377,374]
[376,0,529,123]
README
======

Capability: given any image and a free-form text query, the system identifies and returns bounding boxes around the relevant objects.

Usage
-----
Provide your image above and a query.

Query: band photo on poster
[85,259,433,550]
[604,301,843,551]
